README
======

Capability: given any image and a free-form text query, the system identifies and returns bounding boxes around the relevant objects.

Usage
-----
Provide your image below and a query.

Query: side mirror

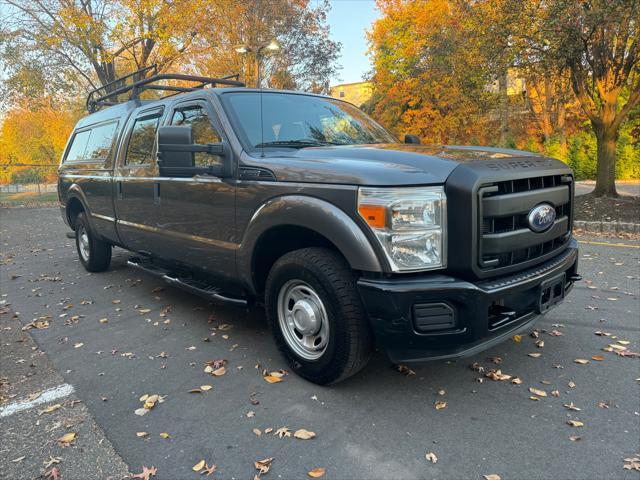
[404,134,421,145]
[157,125,230,177]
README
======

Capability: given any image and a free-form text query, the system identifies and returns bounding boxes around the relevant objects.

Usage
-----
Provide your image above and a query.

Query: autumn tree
[479,0,639,196]
[0,97,79,183]
[190,0,340,93]
[0,0,200,103]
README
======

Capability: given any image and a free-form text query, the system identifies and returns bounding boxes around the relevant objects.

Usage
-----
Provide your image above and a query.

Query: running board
[127,257,248,307]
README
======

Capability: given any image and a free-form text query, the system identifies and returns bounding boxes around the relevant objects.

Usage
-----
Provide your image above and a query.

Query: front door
[153,98,236,280]
[114,106,165,253]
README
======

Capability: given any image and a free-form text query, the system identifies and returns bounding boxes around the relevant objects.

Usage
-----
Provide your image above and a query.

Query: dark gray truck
[58,72,580,384]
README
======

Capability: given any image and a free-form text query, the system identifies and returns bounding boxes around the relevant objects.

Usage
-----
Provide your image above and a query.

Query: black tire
[75,212,111,272]
[265,247,373,384]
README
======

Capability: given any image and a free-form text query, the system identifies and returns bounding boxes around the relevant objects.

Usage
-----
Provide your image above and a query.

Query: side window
[64,130,91,163]
[126,111,162,165]
[170,104,222,166]
[84,121,119,161]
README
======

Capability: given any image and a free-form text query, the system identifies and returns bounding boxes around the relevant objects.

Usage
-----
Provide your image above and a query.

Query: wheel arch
[238,195,384,295]
[64,185,91,230]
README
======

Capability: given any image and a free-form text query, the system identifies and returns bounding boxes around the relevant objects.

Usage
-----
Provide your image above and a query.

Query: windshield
[221,92,396,150]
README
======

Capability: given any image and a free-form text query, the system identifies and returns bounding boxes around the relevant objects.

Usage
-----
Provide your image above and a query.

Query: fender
[64,184,95,229]
[237,195,385,292]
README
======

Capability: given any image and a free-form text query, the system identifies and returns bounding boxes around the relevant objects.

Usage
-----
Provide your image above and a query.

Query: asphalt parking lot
[1,207,639,480]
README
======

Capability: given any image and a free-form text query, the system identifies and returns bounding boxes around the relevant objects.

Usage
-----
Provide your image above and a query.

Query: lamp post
[234,39,281,88]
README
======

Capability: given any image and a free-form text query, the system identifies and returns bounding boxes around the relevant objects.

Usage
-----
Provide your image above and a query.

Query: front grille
[478,174,572,270]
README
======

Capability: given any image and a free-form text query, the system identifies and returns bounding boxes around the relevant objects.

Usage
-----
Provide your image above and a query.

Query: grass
[0,191,59,206]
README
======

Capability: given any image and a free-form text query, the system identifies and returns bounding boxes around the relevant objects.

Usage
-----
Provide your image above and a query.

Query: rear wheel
[75,212,111,272]
[265,247,373,384]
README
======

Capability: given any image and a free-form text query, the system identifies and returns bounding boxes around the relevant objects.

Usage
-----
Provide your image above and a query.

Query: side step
[127,257,248,307]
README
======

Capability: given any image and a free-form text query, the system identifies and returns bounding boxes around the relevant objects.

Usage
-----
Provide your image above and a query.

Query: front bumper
[358,239,579,363]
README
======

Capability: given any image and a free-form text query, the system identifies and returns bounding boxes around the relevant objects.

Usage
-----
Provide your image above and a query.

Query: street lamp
[234,40,281,88]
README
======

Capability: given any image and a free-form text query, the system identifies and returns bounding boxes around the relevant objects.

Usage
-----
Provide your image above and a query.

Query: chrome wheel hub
[277,280,329,360]
[78,226,90,262]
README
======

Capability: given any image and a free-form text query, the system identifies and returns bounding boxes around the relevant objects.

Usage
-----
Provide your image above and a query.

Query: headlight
[358,186,446,271]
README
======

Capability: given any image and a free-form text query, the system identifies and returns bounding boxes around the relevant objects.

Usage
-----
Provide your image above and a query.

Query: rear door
[153,98,236,279]
[113,106,165,253]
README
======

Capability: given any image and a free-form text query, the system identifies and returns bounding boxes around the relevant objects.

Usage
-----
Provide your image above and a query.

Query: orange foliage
[0,98,79,183]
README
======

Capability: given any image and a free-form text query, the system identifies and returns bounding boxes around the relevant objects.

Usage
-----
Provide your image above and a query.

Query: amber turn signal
[358,204,386,229]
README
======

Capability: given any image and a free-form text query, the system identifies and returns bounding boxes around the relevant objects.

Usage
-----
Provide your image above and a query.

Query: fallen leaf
[159,432,170,439]
[136,432,149,438]
[591,355,605,361]
[425,452,438,464]
[435,400,447,410]
[200,385,213,391]
[551,390,560,397]
[211,367,226,377]
[294,429,316,440]
[529,387,547,397]
[483,475,501,480]
[44,467,61,480]
[307,467,326,478]
[397,364,416,376]
[574,359,589,365]
[57,432,76,445]
[528,353,542,358]
[536,340,545,348]
[130,466,157,480]
[253,428,262,436]
[511,377,523,385]
[202,464,217,476]
[564,402,581,411]
[512,335,522,343]
[274,426,291,438]
[529,396,540,401]
[263,375,283,384]
[568,381,576,388]
[254,457,274,475]
[74,342,84,348]
[486,369,511,381]
[567,420,584,427]
[134,408,149,416]
[39,404,62,415]
[569,436,582,442]
[246,411,255,418]
[193,460,206,472]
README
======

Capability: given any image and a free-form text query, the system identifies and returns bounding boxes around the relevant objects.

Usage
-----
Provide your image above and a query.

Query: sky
[325,0,381,85]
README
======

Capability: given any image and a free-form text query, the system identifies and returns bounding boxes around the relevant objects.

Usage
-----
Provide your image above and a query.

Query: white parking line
[0,383,75,418]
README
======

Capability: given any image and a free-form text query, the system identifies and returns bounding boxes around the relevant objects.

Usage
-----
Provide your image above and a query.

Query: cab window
[64,130,91,163]
[170,104,221,166]
[84,121,119,161]
[126,111,163,165]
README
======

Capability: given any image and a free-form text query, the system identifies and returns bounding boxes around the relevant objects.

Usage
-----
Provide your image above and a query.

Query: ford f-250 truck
[58,70,580,384]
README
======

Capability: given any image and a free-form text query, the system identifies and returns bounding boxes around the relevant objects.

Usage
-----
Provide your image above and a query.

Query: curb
[574,220,639,234]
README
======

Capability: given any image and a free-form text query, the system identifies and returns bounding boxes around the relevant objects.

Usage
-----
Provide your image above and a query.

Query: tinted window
[170,104,221,166]
[222,92,396,151]
[65,130,91,162]
[126,112,162,165]
[84,122,118,160]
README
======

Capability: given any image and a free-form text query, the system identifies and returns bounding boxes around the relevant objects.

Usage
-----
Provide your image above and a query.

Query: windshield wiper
[254,139,339,148]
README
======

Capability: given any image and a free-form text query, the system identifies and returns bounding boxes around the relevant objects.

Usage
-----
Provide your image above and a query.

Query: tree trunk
[498,71,509,147]
[592,123,618,197]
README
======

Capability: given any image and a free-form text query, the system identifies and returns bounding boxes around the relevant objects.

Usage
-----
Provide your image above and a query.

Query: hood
[243,144,558,186]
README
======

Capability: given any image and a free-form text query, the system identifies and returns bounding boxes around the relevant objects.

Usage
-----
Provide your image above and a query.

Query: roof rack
[86,65,245,112]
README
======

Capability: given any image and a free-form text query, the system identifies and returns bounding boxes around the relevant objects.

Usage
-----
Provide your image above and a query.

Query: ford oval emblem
[528,203,556,232]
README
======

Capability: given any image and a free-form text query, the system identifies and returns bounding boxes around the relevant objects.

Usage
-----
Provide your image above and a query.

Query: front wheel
[265,248,373,384]
[75,212,111,272]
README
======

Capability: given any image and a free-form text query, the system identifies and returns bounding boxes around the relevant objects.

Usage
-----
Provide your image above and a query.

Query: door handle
[116,181,123,200]
[153,182,161,205]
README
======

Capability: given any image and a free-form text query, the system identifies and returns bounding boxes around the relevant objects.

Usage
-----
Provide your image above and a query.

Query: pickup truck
[58,71,580,384]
